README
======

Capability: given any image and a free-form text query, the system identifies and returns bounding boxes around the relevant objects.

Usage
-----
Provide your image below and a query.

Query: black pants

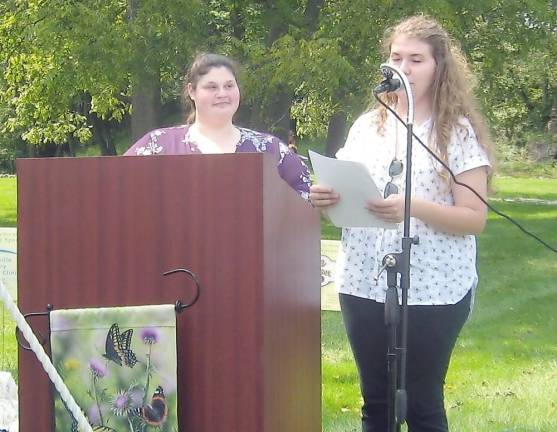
[340,290,471,432]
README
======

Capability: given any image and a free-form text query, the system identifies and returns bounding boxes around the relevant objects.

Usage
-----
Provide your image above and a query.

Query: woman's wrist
[410,196,423,219]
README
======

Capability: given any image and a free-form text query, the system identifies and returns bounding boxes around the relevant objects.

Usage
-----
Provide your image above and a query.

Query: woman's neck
[190,119,240,153]
[395,98,432,126]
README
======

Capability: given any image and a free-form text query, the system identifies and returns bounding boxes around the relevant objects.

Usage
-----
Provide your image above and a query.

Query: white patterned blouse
[335,110,491,305]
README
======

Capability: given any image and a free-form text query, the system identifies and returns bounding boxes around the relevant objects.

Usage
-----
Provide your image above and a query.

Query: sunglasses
[383,159,404,198]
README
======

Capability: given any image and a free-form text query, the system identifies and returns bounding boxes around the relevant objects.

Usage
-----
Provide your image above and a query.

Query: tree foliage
[0,0,202,154]
[0,0,555,162]
[462,1,557,142]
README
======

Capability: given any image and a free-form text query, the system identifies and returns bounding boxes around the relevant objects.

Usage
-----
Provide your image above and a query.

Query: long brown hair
[375,15,493,175]
[182,53,239,124]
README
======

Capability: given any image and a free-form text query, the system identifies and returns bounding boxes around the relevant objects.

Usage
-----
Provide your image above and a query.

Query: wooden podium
[17,153,321,431]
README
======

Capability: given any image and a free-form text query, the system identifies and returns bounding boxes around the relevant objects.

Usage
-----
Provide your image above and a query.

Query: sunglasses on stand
[383,159,404,198]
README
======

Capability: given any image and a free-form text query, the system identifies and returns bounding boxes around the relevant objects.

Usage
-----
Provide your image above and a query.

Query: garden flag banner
[50,304,178,431]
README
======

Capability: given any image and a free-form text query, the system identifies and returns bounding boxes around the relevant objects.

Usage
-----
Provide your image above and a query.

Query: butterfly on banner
[135,385,169,427]
[102,323,138,368]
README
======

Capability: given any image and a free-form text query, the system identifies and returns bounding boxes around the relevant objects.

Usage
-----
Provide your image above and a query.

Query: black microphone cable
[373,93,557,255]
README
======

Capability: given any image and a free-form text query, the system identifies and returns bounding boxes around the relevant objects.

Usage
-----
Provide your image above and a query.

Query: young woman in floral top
[310,15,493,432]
[125,53,311,200]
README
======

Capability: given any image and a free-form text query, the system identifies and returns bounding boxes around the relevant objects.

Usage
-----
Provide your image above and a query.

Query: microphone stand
[374,64,419,432]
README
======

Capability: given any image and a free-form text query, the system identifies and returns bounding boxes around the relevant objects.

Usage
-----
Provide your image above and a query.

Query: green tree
[463,1,557,143]
[0,0,202,155]
[1,0,554,162]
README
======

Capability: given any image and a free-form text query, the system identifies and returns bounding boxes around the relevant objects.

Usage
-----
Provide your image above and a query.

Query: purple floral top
[124,124,311,200]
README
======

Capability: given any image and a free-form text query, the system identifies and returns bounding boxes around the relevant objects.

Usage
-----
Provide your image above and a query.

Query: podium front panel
[17,154,320,431]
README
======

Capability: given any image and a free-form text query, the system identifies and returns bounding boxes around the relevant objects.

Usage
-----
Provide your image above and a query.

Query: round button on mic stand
[373,63,419,432]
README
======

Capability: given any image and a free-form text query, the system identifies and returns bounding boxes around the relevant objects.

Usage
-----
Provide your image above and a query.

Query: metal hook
[15,304,53,351]
[163,268,202,313]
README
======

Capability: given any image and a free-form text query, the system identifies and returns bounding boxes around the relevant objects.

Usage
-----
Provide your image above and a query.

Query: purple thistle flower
[112,390,133,416]
[89,358,107,379]
[139,327,160,345]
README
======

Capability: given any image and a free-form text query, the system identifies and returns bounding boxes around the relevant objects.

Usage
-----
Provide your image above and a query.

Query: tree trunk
[35,142,58,157]
[131,74,161,143]
[128,0,161,143]
[266,85,291,142]
[26,141,36,157]
[264,1,284,47]
[230,2,245,40]
[260,1,293,142]
[305,0,324,33]
[67,136,76,157]
[128,0,139,20]
[54,140,75,157]
[91,114,117,155]
[326,111,347,157]
[548,105,557,136]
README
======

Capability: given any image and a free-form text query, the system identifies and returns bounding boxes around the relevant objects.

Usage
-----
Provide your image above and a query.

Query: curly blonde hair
[375,15,493,175]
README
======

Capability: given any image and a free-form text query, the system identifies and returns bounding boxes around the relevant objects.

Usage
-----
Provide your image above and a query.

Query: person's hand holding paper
[308,150,397,229]
[365,194,405,224]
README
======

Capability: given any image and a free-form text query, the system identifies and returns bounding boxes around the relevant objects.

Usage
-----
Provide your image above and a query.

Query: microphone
[373,78,401,95]
[373,65,402,94]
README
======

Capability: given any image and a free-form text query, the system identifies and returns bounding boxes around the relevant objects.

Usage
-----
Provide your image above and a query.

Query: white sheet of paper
[309,150,397,229]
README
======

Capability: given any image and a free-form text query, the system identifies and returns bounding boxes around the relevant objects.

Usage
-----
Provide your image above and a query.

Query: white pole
[0,281,93,432]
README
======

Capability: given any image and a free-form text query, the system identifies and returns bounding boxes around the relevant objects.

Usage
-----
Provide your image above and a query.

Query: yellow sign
[321,240,340,311]
[0,227,17,300]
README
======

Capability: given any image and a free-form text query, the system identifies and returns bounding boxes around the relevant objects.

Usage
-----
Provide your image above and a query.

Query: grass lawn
[321,177,557,431]
[1,174,557,431]
[0,177,16,227]
[491,176,557,201]
[0,178,17,377]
